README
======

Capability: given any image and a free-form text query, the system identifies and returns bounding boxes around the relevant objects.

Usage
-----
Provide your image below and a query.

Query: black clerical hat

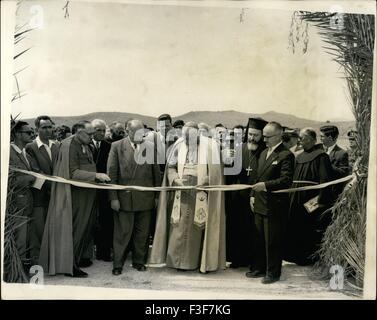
[247,117,268,131]
[320,125,339,136]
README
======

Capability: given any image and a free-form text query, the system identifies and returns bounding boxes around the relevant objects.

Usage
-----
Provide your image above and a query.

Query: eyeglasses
[263,134,279,139]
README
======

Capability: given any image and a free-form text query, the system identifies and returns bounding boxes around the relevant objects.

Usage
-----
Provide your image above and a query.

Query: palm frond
[292,12,374,294]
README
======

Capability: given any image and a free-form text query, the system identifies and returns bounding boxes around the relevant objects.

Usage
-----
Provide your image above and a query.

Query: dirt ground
[41,258,360,300]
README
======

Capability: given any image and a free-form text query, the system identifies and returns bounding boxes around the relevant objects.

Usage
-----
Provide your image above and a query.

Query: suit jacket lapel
[123,139,138,179]
[257,145,281,179]
[330,145,339,161]
[38,143,52,167]
[15,148,31,170]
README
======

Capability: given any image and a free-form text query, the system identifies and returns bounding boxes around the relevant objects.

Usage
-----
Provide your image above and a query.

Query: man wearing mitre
[149,122,226,273]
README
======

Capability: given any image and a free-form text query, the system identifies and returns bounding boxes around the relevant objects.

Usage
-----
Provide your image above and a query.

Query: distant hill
[25,110,355,137]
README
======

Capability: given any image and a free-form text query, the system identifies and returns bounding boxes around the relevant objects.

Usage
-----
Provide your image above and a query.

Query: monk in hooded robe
[284,128,334,266]
[149,122,226,273]
[39,122,110,277]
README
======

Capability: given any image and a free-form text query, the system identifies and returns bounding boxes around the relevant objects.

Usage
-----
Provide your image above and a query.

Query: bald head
[128,119,144,144]
[263,122,283,148]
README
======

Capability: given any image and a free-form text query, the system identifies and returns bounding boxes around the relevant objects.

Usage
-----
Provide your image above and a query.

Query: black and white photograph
[1,0,376,301]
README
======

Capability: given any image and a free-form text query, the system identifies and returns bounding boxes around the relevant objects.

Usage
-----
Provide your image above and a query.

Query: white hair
[91,119,106,128]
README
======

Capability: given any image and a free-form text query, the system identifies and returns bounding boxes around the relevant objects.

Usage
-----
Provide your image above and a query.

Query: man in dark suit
[9,121,36,268]
[246,122,294,284]
[25,115,59,265]
[90,119,113,262]
[108,119,161,275]
[320,125,350,199]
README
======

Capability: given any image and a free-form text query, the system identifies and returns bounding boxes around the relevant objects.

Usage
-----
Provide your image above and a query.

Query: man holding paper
[26,115,59,266]
[247,122,294,284]
[285,128,333,266]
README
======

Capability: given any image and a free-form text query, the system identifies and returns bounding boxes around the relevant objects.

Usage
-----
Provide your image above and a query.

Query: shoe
[97,252,113,262]
[229,263,240,269]
[262,275,280,284]
[79,258,93,268]
[112,268,122,276]
[65,268,88,278]
[246,270,266,278]
[132,263,147,271]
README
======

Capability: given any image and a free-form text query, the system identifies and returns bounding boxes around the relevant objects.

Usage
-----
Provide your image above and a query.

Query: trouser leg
[132,210,152,265]
[265,213,285,278]
[113,211,134,269]
[95,191,114,258]
[29,206,47,265]
[253,213,266,273]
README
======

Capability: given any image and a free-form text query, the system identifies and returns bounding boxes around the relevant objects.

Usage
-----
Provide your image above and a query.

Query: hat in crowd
[247,117,268,131]
[320,125,339,137]
[347,129,357,140]
[173,119,185,128]
[283,127,299,138]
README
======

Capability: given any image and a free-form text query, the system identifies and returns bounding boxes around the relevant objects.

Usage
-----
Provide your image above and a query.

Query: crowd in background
[7,113,359,283]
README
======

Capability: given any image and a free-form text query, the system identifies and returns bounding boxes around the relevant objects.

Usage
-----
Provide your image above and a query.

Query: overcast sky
[12,0,354,121]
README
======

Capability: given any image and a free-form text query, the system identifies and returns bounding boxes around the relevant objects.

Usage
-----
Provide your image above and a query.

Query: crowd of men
[8,113,357,284]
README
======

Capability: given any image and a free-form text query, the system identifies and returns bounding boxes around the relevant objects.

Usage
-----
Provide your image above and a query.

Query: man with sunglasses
[247,122,294,284]
[25,115,60,266]
[40,121,111,278]
[9,120,36,271]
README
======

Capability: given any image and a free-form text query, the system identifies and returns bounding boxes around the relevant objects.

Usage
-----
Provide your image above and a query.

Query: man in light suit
[108,119,161,275]
[246,122,294,284]
[26,115,59,265]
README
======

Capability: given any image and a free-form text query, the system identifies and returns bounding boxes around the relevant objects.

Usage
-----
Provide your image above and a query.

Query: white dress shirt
[266,141,282,160]
[36,136,55,160]
[326,143,337,155]
[92,139,101,150]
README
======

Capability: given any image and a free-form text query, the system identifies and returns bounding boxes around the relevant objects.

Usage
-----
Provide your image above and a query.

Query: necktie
[96,141,100,150]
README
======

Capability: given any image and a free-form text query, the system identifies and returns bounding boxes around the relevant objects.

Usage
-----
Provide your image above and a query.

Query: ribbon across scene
[9,167,354,194]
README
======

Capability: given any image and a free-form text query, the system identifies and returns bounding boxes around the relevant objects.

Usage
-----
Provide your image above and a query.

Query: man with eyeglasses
[40,121,111,278]
[247,122,294,284]
[25,115,59,266]
[8,120,36,271]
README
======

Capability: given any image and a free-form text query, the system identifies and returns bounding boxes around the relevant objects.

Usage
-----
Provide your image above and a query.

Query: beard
[247,141,260,151]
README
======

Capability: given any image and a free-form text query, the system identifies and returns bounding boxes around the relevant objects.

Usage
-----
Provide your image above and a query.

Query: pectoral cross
[246,166,253,176]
